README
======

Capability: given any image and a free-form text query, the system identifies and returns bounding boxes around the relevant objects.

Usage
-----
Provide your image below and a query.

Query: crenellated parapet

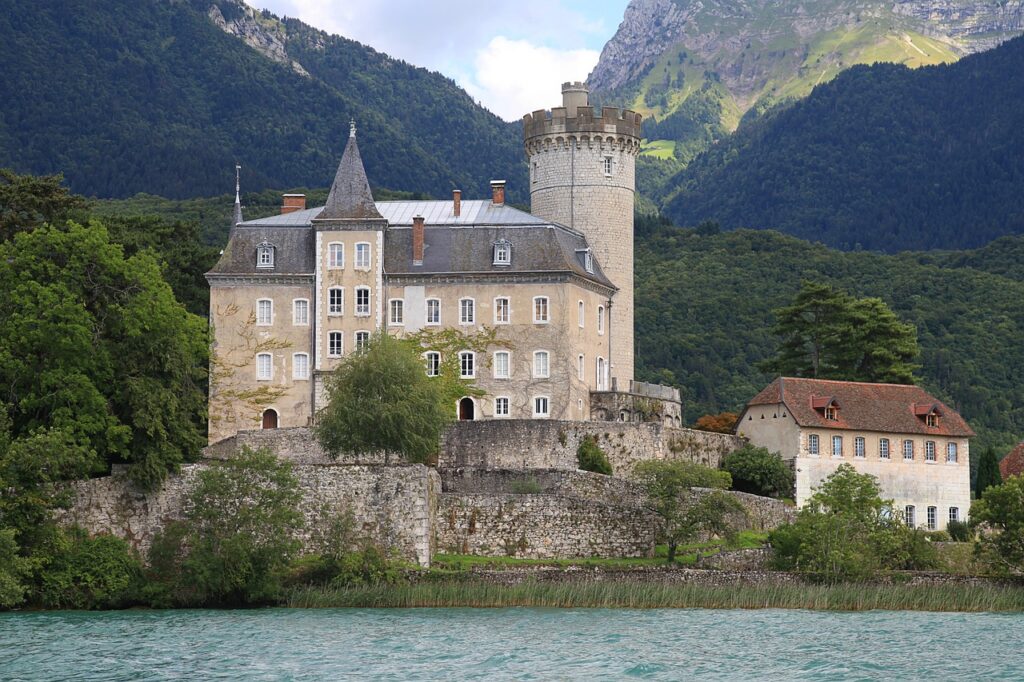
[523,104,643,156]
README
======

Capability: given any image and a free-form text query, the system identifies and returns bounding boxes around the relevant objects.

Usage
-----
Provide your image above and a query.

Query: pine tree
[975,447,1004,498]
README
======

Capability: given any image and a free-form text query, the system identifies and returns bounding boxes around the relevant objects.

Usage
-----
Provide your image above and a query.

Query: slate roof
[316,132,384,222]
[239,200,545,228]
[208,226,314,276]
[746,377,975,437]
[1000,443,1024,480]
[384,224,614,288]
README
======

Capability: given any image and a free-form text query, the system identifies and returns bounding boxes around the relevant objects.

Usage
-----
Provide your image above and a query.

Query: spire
[232,163,243,227]
[316,122,384,222]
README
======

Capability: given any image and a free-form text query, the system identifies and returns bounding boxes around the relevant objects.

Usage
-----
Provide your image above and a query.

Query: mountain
[589,0,1024,170]
[0,0,525,200]
[633,220,1024,457]
[660,36,1024,251]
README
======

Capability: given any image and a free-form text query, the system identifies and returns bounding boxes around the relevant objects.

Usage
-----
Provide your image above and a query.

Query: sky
[254,0,629,120]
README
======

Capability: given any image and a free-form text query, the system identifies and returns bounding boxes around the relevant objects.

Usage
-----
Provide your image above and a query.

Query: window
[328,287,344,315]
[459,298,475,325]
[424,351,440,377]
[533,396,550,418]
[949,507,960,523]
[824,406,838,421]
[328,242,344,269]
[293,299,309,326]
[925,441,936,462]
[903,440,915,460]
[355,287,370,316]
[531,162,538,184]
[577,354,585,381]
[855,437,865,458]
[533,296,549,324]
[493,351,510,379]
[328,332,343,358]
[578,300,585,328]
[602,156,613,176]
[292,353,309,380]
[879,438,891,459]
[832,435,843,458]
[584,250,594,274]
[494,397,510,418]
[459,351,475,378]
[927,506,937,531]
[597,306,605,335]
[494,297,510,324]
[946,442,958,463]
[256,242,274,268]
[256,299,272,326]
[389,299,404,326]
[925,413,938,427]
[493,240,511,265]
[533,351,550,378]
[355,331,370,351]
[426,299,440,325]
[256,353,272,380]
[808,434,820,456]
[354,242,370,269]
[905,505,916,527]
[596,357,607,391]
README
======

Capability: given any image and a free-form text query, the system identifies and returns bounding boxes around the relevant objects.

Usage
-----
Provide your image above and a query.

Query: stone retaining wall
[59,463,439,566]
[204,428,401,465]
[439,420,744,477]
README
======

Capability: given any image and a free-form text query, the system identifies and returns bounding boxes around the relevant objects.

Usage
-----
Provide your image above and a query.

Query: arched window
[905,505,916,527]
[493,297,510,324]
[354,242,371,269]
[533,350,549,378]
[578,300,585,327]
[533,296,549,324]
[292,353,309,380]
[493,239,512,265]
[328,242,344,269]
[256,299,273,326]
[596,357,607,390]
[597,306,605,335]
[459,351,475,378]
[459,298,475,325]
[261,408,278,429]
[256,242,275,268]
[292,299,309,326]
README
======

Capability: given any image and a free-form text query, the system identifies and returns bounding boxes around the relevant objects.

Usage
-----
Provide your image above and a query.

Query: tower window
[602,156,613,176]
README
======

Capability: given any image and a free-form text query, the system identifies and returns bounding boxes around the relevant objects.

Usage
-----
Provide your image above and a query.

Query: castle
[206,83,681,443]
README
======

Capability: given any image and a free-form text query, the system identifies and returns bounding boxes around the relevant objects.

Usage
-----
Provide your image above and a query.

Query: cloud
[461,37,600,120]
[256,0,613,118]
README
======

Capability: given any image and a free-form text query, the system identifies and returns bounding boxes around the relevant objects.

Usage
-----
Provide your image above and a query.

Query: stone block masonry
[439,420,745,479]
[59,463,439,566]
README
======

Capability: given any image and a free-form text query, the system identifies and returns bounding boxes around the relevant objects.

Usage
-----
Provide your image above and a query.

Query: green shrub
[947,519,971,542]
[577,436,612,475]
[36,528,142,609]
[720,445,794,498]
[971,475,1024,575]
[0,528,28,609]
[508,477,542,494]
[635,460,731,490]
[287,546,402,588]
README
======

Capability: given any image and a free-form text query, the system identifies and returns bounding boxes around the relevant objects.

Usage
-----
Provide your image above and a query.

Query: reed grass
[287,580,1024,612]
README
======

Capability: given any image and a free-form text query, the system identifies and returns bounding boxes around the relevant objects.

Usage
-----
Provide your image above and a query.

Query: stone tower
[523,82,641,385]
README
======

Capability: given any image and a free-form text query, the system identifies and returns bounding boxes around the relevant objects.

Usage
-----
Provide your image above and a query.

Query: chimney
[412,215,424,265]
[562,81,589,117]
[490,180,506,206]
[281,193,306,214]
[452,189,461,217]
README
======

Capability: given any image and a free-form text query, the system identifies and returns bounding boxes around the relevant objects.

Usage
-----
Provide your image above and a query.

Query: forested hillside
[634,222,1024,456]
[0,0,525,200]
[662,36,1024,251]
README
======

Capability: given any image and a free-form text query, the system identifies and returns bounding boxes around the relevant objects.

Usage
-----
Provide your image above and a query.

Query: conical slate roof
[316,125,384,221]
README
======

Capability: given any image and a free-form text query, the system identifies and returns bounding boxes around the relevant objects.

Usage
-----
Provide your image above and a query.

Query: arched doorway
[458,397,475,421]
[262,409,279,429]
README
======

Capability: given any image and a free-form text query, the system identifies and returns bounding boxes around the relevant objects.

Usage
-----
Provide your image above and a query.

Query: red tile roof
[746,377,975,437]
[1000,443,1024,480]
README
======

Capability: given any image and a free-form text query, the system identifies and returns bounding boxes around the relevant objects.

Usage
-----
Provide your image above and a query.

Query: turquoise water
[2,608,1022,680]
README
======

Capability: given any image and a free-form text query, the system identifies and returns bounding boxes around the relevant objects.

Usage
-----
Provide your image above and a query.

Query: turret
[523,83,641,384]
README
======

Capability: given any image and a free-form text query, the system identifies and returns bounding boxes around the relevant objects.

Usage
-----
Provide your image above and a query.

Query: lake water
[2,608,1022,680]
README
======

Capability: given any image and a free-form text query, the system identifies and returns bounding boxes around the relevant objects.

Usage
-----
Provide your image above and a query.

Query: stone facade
[439,420,745,478]
[590,380,683,426]
[58,463,440,566]
[525,82,641,384]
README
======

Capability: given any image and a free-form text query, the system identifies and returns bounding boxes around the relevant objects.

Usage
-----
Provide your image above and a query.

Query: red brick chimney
[453,189,461,217]
[281,193,306,214]
[490,180,505,206]
[412,215,424,265]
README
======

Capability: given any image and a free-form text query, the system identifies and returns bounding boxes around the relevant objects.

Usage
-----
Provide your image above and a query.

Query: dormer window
[256,242,275,269]
[812,396,840,421]
[914,403,942,427]
[926,414,938,427]
[493,239,512,266]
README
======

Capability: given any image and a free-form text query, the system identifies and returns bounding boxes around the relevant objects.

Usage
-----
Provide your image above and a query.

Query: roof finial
[234,163,241,204]
[350,119,357,138]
